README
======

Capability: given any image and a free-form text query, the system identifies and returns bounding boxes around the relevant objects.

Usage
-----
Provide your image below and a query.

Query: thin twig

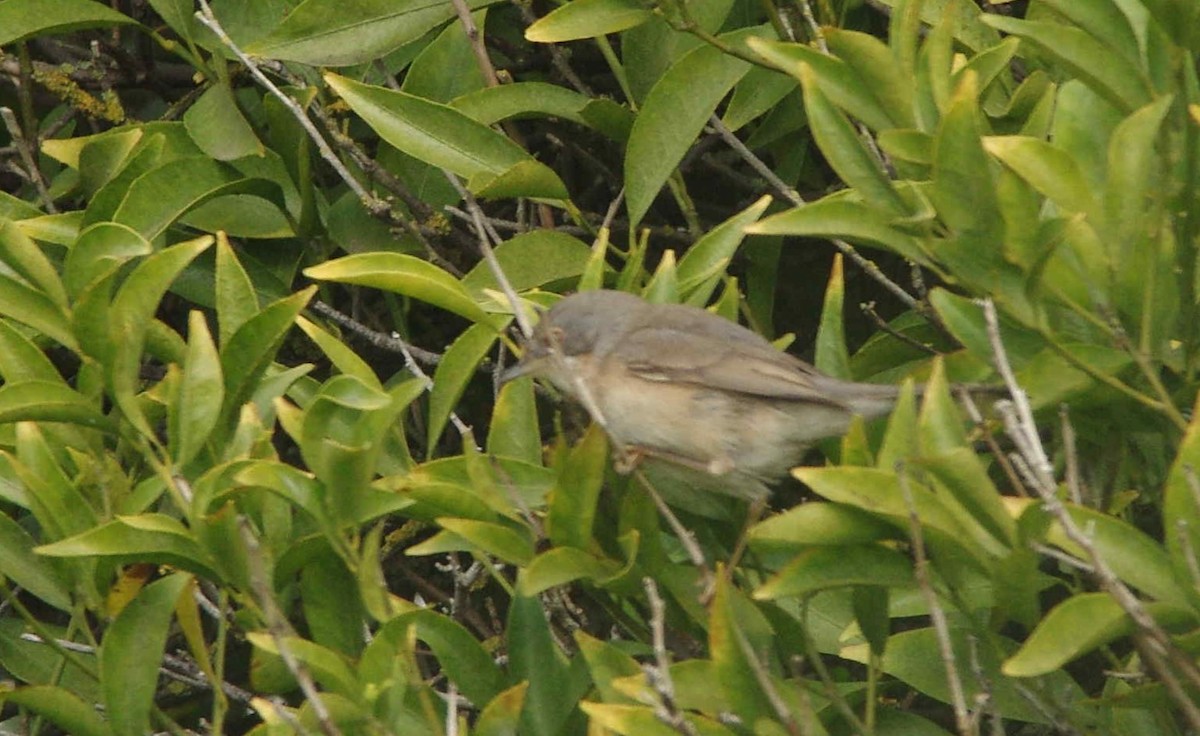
[310,300,443,364]
[707,114,924,315]
[0,107,55,212]
[861,301,938,355]
[194,3,374,215]
[982,300,1200,725]
[965,635,1002,736]
[635,469,711,585]
[442,171,533,339]
[897,466,973,736]
[730,622,805,735]
[642,578,701,736]
[955,388,1028,497]
[1059,405,1082,505]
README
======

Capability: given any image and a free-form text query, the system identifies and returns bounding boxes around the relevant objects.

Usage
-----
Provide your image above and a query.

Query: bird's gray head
[500,290,646,383]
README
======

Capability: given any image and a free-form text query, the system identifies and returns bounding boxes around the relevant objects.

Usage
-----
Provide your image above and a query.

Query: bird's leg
[612,443,733,476]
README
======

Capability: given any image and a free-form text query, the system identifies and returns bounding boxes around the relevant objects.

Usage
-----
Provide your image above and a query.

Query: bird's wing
[613,325,852,407]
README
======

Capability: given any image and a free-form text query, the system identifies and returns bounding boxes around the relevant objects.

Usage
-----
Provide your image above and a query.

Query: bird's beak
[498,353,545,385]
[498,361,531,385]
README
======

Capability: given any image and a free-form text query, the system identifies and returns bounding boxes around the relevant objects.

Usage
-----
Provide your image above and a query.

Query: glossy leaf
[1003,594,1195,677]
[625,28,761,225]
[170,311,224,467]
[983,15,1150,112]
[101,574,190,736]
[248,0,500,66]
[755,544,916,599]
[326,73,567,199]
[183,81,264,161]
[525,0,651,42]
[676,195,770,304]
[36,515,223,581]
[0,686,108,736]
[427,321,499,450]
[0,0,137,44]
[305,252,491,323]
[0,512,71,610]
[109,236,212,438]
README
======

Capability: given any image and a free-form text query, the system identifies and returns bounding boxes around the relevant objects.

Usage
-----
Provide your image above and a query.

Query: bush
[0,0,1198,733]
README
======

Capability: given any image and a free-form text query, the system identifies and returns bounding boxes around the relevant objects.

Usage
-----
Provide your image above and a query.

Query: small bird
[500,290,908,495]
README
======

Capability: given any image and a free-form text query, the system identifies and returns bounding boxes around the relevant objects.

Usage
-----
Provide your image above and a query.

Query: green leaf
[794,465,1004,563]
[0,686,109,736]
[170,311,224,467]
[625,29,760,225]
[546,425,608,550]
[794,64,908,215]
[36,515,222,581]
[461,231,593,297]
[451,83,600,128]
[0,318,60,382]
[519,543,628,596]
[368,610,504,705]
[427,321,500,450]
[0,512,71,610]
[11,423,98,542]
[824,28,915,128]
[1164,396,1200,604]
[0,0,137,44]
[411,518,534,565]
[1104,95,1173,252]
[214,233,259,345]
[750,502,897,551]
[146,0,197,42]
[747,196,932,265]
[402,9,488,103]
[855,627,1080,724]
[0,219,67,307]
[709,578,777,726]
[525,0,651,42]
[982,15,1150,113]
[0,272,76,351]
[296,316,382,390]
[62,222,152,298]
[755,544,915,599]
[101,574,190,736]
[676,195,771,305]
[305,252,492,323]
[1003,593,1195,677]
[1045,503,1187,608]
[247,0,500,66]
[932,72,1002,239]
[815,255,850,378]
[0,380,110,430]
[219,286,315,431]
[507,593,582,736]
[325,73,567,199]
[921,448,1015,548]
[487,378,541,464]
[184,82,264,161]
[109,236,212,439]
[246,633,359,699]
[983,136,1099,219]
[111,157,277,241]
[475,682,530,736]
[581,703,738,736]
[747,38,897,133]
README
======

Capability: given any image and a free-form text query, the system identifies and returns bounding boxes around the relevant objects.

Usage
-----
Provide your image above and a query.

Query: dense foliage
[1,0,1199,733]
